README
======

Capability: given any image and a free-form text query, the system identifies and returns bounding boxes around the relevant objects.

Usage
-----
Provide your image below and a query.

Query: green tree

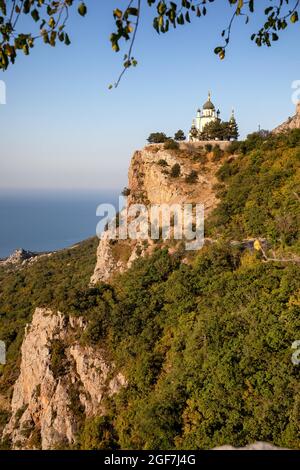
[189,125,199,141]
[201,120,221,140]
[229,117,239,140]
[147,132,168,144]
[174,130,186,141]
[200,120,239,141]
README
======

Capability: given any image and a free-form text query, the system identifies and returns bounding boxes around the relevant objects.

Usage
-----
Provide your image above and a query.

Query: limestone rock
[91,142,228,284]
[273,102,300,134]
[4,308,125,449]
[0,248,37,265]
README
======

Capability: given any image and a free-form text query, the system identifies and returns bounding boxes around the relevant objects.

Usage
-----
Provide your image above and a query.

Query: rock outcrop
[4,308,125,449]
[91,142,229,284]
[0,248,38,265]
[273,102,300,134]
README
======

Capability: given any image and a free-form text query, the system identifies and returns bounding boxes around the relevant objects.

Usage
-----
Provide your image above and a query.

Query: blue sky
[0,1,299,191]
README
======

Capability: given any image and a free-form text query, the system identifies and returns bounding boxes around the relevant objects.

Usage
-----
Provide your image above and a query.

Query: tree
[0,1,299,86]
[200,120,239,141]
[228,117,239,141]
[174,130,186,141]
[147,132,168,144]
[79,416,119,450]
[201,120,224,141]
[170,163,181,178]
[189,125,199,141]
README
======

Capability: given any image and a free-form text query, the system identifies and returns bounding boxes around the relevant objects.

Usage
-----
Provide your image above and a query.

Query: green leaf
[31,9,40,22]
[78,2,87,17]
[290,12,298,24]
[0,0,6,16]
[214,47,223,54]
[64,34,71,46]
[48,17,55,29]
[127,7,139,16]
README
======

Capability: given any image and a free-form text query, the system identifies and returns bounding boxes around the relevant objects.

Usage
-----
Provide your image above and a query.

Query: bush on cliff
[147,132,169,144]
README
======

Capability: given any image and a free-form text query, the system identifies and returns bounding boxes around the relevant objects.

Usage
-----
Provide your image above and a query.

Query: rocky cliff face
[4,308,125,449]
[0,248,38,265]
[273,102,300,134]
[91,142,229,284]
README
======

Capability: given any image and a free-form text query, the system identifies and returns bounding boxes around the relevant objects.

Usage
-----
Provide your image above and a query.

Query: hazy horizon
[0,188,120,258]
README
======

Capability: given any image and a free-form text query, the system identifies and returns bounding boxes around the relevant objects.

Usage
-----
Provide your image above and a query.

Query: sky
[0,0,300,191]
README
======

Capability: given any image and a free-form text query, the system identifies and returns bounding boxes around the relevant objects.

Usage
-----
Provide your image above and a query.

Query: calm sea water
[0,190,119,259]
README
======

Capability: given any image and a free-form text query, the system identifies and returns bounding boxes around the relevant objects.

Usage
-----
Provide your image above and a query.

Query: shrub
[164,139,179,150]
[157,159,168,166]
[212,144,223,161]
[227,140,240,154]
[198,153,208,164]
[49,339,69,379]
[121,187,131,196]
[29,428,42,450]
[79,416,119,450]
[170,163,181,178]
[185,170,198,183]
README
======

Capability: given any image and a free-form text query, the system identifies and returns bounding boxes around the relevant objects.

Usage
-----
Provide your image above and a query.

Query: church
[189,92,238,141]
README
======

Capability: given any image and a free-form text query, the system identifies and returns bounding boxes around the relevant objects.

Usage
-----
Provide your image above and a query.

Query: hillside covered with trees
[0,130,300,449]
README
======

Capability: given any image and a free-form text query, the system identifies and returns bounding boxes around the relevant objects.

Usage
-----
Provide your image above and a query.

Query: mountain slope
[0,131,300,449]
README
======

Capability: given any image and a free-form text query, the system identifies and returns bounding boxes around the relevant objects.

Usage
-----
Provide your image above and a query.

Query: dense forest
[0,129,300,449]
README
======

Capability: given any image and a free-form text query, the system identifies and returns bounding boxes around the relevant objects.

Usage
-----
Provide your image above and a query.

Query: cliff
[91,142,230,284]
[4,308,125,449]
[273,102,300,134]
[0,249,38,266]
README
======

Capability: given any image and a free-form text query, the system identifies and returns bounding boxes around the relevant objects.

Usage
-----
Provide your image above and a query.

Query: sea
[0,189,120,259]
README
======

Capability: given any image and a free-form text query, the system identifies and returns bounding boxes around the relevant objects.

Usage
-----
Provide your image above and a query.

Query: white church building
[189,92,237,141]
[194,92,219,133]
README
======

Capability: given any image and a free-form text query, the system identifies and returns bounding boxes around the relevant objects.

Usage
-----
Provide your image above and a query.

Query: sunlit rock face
[273,102,300,134]
[91,142,229,284]
[4,308,125,449]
